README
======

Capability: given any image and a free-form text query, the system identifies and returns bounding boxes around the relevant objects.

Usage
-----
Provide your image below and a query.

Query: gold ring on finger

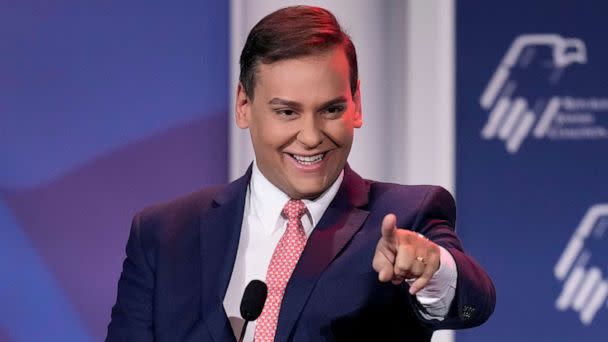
[415,256,427,265]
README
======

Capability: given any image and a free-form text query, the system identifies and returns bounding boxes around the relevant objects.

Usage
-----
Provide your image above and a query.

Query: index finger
[381,213,397,241]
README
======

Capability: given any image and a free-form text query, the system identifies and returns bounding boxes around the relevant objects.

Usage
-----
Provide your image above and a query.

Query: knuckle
[430,244,440,255]
[394,265,407,275]
[372,260,381,271]
[399,260,413,271]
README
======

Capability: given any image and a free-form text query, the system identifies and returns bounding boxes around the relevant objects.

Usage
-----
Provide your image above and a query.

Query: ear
[235,83,251,129]
[353,79,363,128]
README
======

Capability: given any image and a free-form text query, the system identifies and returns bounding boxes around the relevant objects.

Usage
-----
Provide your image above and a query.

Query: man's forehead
[254,51,351,101]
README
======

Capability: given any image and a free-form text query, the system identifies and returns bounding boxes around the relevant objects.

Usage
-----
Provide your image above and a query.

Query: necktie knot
[282,199,307,221]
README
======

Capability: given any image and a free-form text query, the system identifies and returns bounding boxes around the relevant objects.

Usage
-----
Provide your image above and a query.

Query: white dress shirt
[223,163,457,341]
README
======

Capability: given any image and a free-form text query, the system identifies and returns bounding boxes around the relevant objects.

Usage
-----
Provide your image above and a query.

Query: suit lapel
[199,167,252,342]
[275,165,370,341]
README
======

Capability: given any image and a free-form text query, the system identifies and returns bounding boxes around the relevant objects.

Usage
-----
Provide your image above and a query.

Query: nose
[297,115,324,149]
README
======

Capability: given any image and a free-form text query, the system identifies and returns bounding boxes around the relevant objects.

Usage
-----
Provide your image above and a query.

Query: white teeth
[292,153,324,165]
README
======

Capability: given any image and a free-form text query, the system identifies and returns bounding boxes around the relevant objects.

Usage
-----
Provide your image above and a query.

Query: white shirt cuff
[406,245,458,319]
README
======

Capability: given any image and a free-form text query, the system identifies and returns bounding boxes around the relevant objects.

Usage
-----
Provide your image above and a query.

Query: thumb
[381,213,397,242]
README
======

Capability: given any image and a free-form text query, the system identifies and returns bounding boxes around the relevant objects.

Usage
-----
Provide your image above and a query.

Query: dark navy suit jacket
[107,165,495,341]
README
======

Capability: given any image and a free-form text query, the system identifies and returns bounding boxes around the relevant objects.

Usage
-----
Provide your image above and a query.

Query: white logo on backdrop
[554,204,608,325]
[480,34,608,153]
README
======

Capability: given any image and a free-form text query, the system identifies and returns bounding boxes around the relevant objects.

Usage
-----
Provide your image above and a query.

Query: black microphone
[239,280,268,342]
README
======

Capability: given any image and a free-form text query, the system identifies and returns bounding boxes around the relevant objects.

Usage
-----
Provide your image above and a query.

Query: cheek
[326,120,355,145]
[253,121,293,149]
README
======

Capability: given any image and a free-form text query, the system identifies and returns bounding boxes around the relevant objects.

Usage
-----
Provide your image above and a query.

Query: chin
[290,183,328,200]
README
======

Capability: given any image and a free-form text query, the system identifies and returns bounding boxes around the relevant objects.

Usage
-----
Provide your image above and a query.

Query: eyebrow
[268,96,347,111]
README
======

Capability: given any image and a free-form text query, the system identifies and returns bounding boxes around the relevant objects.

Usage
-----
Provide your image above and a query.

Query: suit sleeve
[106,212,155,341]
[408,186,496,330]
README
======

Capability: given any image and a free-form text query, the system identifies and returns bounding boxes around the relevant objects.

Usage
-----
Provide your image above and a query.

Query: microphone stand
[238,320,250,342]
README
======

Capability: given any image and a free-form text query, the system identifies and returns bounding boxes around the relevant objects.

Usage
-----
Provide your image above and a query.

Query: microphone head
[240,280,268,321]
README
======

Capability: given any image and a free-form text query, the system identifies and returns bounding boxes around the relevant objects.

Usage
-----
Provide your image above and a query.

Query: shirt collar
[249,161,344,234]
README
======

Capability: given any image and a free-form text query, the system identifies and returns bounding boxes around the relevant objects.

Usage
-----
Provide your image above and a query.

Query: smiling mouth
[288,153,326,166]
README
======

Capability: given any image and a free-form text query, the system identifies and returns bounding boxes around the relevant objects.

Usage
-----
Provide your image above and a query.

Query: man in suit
[107,5,495,341]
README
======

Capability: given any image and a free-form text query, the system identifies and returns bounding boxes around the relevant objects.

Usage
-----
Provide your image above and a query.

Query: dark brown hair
[239,6,358,99]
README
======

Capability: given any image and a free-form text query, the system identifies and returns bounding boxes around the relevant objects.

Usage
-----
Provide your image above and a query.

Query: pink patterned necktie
[254,199,308,342]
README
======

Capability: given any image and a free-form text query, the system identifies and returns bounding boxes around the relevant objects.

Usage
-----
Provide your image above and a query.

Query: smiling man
[107,6,495,342]
[236,48,361,200]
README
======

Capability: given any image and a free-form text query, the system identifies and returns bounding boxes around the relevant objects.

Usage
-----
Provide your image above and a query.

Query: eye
[274,109,297,117]
[324,105,346,117]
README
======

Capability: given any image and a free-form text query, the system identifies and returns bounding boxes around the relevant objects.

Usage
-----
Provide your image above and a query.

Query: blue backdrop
[0,1,229,340]
[456,1,608,340]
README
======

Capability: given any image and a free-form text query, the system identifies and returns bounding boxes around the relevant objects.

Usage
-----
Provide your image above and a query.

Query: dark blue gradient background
[456,1,608,341]
[0,1,229,340]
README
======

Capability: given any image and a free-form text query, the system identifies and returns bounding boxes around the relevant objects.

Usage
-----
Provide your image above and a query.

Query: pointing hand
[372,213,440,294]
